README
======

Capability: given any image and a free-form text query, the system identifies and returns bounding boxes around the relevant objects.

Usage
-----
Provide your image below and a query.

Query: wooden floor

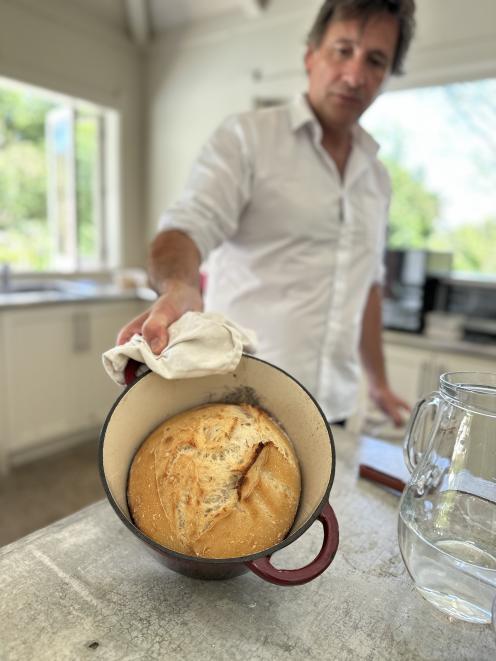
[0,440,105,547]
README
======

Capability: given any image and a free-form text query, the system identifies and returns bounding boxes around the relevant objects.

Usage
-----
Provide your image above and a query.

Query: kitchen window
[361,77,496,278]
[0,78,118,273]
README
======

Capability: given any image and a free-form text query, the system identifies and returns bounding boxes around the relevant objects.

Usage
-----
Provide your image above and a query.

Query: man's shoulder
[354,124,391,194]
[369,157,391,197]
[223,101,292,135]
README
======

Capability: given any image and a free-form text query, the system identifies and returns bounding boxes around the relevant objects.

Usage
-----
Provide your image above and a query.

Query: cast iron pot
[99,354,339,586]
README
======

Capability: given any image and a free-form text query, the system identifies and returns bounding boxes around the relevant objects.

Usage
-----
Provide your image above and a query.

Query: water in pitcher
[399,490,496,623]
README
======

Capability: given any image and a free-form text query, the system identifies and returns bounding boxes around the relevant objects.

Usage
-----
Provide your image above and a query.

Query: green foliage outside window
[430,217,496,274]
[1,82,496,276]
[0,86,100,272]
[0,89,54,269]
[384,157,439,249]
[384,153,496,275]
[365,78,496,278]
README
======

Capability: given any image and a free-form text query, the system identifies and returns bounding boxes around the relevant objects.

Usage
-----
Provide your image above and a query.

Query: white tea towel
[102,311,257,386]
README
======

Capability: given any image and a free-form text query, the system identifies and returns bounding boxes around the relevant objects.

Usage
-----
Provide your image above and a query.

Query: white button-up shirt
[159,94,390,421]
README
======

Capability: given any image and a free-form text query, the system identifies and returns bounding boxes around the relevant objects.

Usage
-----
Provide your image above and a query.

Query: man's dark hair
[307,0,416,75]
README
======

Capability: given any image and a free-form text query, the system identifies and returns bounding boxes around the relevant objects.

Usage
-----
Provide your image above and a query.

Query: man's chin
[321,108,361,132]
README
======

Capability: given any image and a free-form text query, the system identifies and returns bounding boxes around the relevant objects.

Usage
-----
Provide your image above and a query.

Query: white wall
[146,0,496,238]
[0,0,146,268]
[146,0,316,237]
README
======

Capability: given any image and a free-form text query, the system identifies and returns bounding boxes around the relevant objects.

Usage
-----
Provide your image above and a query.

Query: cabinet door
[354,343,436,440]
[384,344,436,407]
[432,352,496,383]
[3,307,74,453]
[3,300,149,457]
[0,316,8,473]
[69,300,149,430]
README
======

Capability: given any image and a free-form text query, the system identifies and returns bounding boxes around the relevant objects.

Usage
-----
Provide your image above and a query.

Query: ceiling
[69,0,270,46]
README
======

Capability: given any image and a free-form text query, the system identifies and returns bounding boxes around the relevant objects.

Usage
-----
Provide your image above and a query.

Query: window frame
[0,75,120,276]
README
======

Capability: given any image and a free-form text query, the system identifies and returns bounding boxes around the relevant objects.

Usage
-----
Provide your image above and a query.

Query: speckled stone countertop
[1,429,494,661]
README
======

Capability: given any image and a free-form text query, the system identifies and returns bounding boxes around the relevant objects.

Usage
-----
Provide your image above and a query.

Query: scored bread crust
[127,403,301,559]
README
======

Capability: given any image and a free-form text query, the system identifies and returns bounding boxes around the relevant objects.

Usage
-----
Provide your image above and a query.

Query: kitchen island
[1,428,494,660]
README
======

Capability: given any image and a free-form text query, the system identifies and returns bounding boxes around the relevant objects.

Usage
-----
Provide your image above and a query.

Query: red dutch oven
[99,354,339,586]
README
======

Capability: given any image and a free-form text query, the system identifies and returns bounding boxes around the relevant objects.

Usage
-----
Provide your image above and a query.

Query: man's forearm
[359,283,410,425]
[148,230,202,294]
[359,283,388,390]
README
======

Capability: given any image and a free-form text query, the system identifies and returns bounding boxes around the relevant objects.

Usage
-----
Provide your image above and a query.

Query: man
[118,0,415,425]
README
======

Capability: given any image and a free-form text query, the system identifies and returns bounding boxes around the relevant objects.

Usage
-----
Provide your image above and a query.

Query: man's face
[305,13,399,132]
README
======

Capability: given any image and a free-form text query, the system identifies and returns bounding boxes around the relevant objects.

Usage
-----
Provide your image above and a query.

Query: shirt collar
[288,93,318,132]
[351,123,380,158]
[288,93,380,158]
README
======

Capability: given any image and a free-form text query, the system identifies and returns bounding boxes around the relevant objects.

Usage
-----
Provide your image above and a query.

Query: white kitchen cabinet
[1,298,148,466]
[0,315,9,475]
[428,351,494,380]
[352,336,496,440]
[383,343,435,407]
[384,343,496,410]
[3,306,74,454]
[68,301,146,431]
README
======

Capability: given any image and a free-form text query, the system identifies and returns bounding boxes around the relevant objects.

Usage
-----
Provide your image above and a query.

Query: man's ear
[304,46,314,74]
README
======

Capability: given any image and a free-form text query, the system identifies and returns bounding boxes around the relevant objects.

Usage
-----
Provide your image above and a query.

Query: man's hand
[117,279,203,354]
[368,384,410,427]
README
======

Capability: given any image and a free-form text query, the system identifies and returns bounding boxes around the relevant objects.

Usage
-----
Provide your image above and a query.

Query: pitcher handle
[403,392,441,473]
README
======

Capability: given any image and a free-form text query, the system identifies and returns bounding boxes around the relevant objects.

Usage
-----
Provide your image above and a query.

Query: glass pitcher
[398,372,496,624]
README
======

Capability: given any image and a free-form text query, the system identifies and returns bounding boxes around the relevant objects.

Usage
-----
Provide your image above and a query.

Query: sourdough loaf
[127,402,301,558]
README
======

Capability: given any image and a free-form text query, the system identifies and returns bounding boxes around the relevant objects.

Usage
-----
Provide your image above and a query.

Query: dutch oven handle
[246,502,339,586]
[124,359,142,386]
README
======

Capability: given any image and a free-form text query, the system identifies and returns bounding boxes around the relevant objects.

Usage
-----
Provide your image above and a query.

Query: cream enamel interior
[101,356,334,540]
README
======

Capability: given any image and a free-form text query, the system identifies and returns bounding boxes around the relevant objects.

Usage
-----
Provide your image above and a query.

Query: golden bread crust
[127,403,301,558]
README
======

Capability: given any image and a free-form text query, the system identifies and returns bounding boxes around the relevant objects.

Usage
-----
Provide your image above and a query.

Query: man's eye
[369,55,388,69]
[334,45,353,58]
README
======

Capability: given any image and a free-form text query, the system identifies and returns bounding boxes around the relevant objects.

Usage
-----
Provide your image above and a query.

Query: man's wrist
[152,276,199,297]
[368,379,390,397]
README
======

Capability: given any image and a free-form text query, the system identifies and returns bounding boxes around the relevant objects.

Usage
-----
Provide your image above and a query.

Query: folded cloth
[102,311,258,386]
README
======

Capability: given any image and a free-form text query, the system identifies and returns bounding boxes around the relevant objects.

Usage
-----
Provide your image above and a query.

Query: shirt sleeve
[158,115,254,262]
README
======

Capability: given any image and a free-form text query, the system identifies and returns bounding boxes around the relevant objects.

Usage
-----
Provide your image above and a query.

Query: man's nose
[341,56,366,88]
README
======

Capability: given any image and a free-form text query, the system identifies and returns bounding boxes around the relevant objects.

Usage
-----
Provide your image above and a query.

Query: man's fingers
[117,282,202,355]
[116,311,149,345]
[145,325,169,355]
[392,399,411,427]
[142,311,176,355]
[116,309,172,355]
[116,324,140,345]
